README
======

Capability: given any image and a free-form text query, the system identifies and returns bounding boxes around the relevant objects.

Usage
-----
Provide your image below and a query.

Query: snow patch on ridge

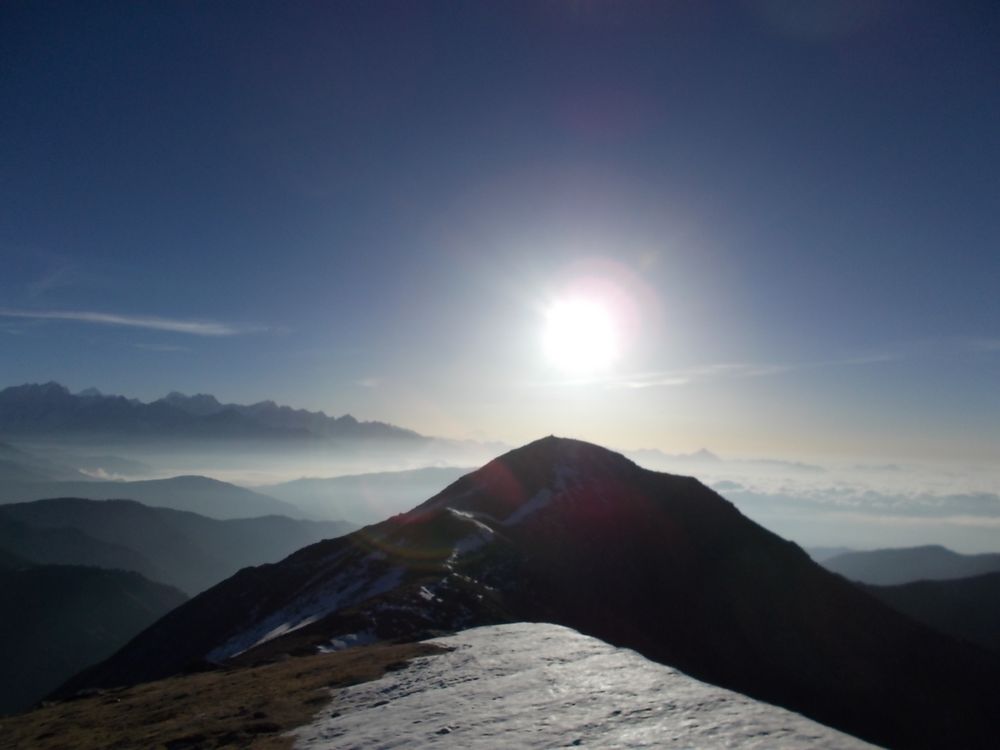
[554,460,580,490]
[207,564,406,662]
[247,616,320,652]
[294,623,877,749]
[503,488,552,525]
[446,507,495,535]
[447,507,497,561]
[498,459,578,526]
[319,630,378,653]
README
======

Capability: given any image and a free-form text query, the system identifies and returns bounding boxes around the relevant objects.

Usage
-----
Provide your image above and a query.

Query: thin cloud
[619,362,789,389]
[133,343,191,352]
[966,338,1000,353]
[0,308,254,336]
[525,363,781,390]
[524,351,898,390]
[613,353,896,390]
[27,265,90,297]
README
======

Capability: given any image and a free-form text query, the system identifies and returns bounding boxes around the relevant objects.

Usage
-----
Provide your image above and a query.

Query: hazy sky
[2,1,998,461]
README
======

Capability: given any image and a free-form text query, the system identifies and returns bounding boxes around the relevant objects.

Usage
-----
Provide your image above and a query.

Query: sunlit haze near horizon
[2,1,998,469]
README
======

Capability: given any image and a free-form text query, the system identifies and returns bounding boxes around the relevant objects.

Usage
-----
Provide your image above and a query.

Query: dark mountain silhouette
[0,382,423,442]
[821,544,1000,585]
[864,572,1000,654]
[0,565,186,714]
[0,546,32,570]
[60,437,1000,748]
[0,474,300,520]
[261,466,471,523]
[0,498,354,594]
[0,513,162,581]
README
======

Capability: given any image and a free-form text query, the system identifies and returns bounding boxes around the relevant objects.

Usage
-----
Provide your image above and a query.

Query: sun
[542,297,620,373]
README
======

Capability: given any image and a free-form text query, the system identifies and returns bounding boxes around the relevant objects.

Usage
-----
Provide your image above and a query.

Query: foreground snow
[294,623,877,749]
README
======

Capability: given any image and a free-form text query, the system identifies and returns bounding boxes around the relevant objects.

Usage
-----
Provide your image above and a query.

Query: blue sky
[2,1,998,461]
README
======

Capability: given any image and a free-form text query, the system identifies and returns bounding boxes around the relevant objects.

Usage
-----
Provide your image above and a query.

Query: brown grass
[0,642,447,750]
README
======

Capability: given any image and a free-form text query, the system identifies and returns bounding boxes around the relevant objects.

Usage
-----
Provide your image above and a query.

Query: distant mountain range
[626,446,827,475]
[0,382,423,442]
[0,562,186,714]
[819,545,1000,585]
[61,437,1000,749]
[0,498,354,595]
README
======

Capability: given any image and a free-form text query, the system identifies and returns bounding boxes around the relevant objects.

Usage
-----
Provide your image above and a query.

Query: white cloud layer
[616,353,897,390]
[628,450,1000,553]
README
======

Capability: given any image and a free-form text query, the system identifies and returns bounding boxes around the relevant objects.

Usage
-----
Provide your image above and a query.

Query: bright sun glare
[543,297,620,373]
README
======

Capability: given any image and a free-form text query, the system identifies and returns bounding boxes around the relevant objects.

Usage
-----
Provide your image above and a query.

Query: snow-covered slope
[295,623,877,749]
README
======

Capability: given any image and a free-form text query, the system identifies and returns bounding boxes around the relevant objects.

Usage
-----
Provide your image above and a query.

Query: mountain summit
[61,437,1000,748]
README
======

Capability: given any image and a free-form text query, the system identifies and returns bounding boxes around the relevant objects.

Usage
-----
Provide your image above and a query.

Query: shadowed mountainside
[864,572,1000,653]
[0,547,32,570]
[0,513,162,581]
[58,437,1000,748]
[0,565,186,714]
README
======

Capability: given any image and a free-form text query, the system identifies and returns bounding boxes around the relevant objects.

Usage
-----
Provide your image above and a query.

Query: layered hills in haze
[0,440,88,483]
[0,498,354,594]
[260,466,470,523]
[62,437,1000,749]
[820,545,1000,585]
[0,512,158,581]
[0,494,354,711]
[0,475,299,520]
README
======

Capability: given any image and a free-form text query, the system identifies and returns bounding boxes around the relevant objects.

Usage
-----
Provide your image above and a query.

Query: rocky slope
[59,437,1000,748]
